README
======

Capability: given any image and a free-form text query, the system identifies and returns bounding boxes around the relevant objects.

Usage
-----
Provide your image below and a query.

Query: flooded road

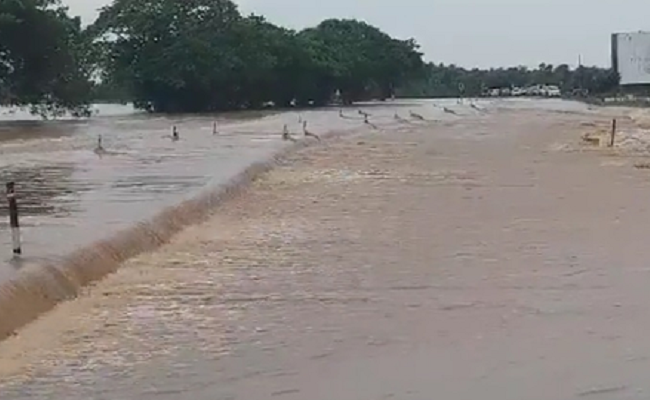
[6,98,650,399]
[0,100,461,280]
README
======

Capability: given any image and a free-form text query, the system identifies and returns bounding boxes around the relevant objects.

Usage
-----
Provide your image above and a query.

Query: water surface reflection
[0,100,470,279]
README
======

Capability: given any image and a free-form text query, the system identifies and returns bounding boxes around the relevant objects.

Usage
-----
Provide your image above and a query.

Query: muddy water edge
[0,99,468,340]
[5,100,650,399]
[0,101,435,281]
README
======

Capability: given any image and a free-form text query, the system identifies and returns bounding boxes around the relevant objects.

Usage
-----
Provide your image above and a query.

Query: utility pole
[577,54,584,97]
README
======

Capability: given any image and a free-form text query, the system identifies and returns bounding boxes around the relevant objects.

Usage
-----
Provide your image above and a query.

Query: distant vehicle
[544,86,561,97]
[525,85,542,96]
[512,87,525,96]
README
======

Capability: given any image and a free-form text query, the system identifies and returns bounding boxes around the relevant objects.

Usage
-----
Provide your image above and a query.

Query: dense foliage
[398,62,620,98]
[0,0,93,116]
[0,0,625,116]
[87,0,424,113]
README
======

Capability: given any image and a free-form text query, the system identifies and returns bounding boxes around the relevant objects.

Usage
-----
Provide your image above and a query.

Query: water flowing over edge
[0,128,340,342]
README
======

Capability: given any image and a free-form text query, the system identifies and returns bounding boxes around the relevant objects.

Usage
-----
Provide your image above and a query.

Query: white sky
[62,0,650,68]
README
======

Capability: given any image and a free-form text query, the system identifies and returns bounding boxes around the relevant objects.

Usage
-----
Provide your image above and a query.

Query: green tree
[300,19,423,103]
[90,0,244,112]
[89,2,425,113]
[0,0,92,117]
[227,15,324,108]
[398,62,620,98]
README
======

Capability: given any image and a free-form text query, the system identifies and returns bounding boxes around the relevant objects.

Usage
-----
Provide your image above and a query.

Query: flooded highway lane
[0,99,586,280]
[0,101,432,281]
[5,99,650,399]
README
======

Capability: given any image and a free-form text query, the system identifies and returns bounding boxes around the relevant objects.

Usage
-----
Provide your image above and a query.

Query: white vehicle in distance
[544,85,561,97]
[511,87,525,96]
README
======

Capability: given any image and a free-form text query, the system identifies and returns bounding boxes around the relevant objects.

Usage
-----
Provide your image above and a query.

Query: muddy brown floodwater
[0,101,432,281]
[4,99,650,399]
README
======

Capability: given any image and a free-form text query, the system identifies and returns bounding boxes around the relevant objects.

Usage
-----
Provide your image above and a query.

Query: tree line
[1,0,424,115]
[0,0,93,117]
[398,62,620,98]
[1,0,624,117]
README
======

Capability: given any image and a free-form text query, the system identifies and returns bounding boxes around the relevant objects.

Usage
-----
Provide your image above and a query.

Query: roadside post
[6,182,21,256]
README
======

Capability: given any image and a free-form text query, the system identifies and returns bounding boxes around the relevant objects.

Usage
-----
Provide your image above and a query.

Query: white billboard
[612,31,650,85]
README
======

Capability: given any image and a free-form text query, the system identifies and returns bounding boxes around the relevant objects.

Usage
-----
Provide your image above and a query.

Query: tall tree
[0,0,92,117]
[89,1,425,113]
[300,19,423,103]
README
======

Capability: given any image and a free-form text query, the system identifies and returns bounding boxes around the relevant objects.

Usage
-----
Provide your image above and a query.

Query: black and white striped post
[6,182,21,256]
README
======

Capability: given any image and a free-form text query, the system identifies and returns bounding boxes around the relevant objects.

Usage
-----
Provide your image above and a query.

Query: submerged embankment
[0,99,474,340]
[4,99,650,399]
[0,103,378,279]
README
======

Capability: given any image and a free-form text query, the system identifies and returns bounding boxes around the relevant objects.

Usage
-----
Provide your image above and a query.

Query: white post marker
[6,182,21,256]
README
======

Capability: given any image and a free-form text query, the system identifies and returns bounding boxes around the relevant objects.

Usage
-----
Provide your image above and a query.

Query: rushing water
[0,98,592,282]
[0,100,437,280]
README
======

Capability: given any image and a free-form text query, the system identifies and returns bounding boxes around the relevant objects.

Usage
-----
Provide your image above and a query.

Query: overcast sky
[62,0,650,68]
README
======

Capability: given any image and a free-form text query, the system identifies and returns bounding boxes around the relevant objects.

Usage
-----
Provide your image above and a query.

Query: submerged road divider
[363,114,378,129]
[0,120,347,342]
[409,110,425,121]
[609,118,617,147]
[282,124,297,142]
[303,121,321,141]
[6,182,21,257]
[0,107,402,341]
